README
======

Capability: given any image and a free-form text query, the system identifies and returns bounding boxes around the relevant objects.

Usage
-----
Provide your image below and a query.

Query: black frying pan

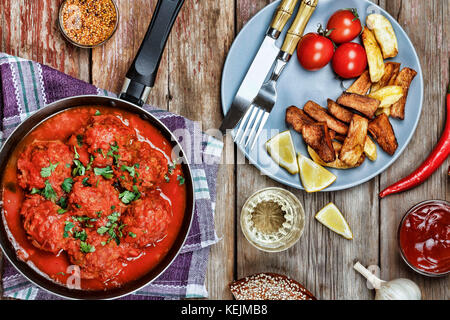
[0,0,194,300]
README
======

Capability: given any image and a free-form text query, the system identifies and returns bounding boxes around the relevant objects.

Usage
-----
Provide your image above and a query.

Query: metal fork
[234,59,287,150]
[234,0,318,150]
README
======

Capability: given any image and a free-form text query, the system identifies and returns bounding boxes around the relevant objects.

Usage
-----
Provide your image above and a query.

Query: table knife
[219,0,299,134]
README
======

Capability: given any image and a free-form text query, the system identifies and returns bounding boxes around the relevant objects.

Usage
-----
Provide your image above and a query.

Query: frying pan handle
[120,0,185,106]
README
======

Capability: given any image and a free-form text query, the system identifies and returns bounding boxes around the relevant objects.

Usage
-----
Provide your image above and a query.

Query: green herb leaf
[31,188,41,195]
[40,162,59,178]
[63,221,75,238]
[80,241,95,253]
[119,190,136,204]
[43,180,58,202]
[57,197,67,209]
[72,160,86,176]
[97,226,109,235]
[128,232,137,238]
[74,229,87,241]
[94,166,114,179]
[76,134,83,147]
[57,208,68,215]
[121,164,136,177]
[177,175,185,185]
[82,177,92,187]
[61,178,74,193]
[95,110,101,116]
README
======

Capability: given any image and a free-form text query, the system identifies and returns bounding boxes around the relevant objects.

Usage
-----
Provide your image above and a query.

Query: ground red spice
[61,0,118,46]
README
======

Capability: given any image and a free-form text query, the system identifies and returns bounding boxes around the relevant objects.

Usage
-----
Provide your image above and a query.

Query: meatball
[83,115,135,167]
[117,141,168,191]
[66,230,126,280]
[20,194,73,254]
[17,141,73,197]
[122,192,172,248]
[69,173,124,219]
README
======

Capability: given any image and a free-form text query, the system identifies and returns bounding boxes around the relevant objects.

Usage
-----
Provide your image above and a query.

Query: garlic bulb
[354,261,422,300]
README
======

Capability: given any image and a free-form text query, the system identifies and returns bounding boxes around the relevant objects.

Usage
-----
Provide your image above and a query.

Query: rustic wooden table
[0,0,449,300]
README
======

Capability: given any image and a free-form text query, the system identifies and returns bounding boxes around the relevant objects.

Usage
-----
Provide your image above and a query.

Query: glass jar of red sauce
[398,200,450,277]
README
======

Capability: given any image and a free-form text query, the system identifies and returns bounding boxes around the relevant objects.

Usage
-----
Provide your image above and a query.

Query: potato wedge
[308,141,365,169]
[327,99,353,124]
[362,28,385,83]
[337,92,380,119]
[368,85,404,108]
[368,113,398,155]
[303,101,349,135]
[390,67,418,120]
[371,62,401,92]
[366,14,399,59]
[340,114,369,166]
[286,105,315,133]
[364,136,377,161]
[302,122,336,163]
[346,70,372,95]
[375,107,391,117]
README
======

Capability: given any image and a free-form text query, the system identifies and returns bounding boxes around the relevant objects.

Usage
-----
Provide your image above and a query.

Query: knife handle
[269,0,299,38]
[280,0,318,57]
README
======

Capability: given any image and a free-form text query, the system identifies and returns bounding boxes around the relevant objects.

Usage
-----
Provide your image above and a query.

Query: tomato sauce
[1,106,187,290]
[399,200,450,275]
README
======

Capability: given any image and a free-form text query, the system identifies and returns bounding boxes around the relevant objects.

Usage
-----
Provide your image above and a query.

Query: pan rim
[0,95,195,300]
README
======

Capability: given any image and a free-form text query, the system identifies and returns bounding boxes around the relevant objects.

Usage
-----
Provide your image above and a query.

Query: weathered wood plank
[235,0,379,300]
[166,0,236,299]
[379,0,450,300]
[0,0,90,81]
[91,0,168,108]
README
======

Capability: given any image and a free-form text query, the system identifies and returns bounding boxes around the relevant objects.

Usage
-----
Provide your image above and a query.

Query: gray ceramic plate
[221,0,423,191]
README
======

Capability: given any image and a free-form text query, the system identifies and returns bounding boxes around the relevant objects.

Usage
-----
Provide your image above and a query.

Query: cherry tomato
[296,33,334,71]
[332,42,367,79]
[326,9,362,44]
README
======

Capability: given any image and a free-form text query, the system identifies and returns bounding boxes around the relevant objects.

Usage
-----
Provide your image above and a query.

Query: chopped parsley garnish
[40,161,59,178]
[107,143,120,164]
[30,188,41,195]
[80,241,95,253]
[72,159,86,176]
[121,164,136,177]
[86,155,94,171]
[57,208,68,215]
[82,177,92,187]
[164,174,170,183]
[63,221,75,238]
[128,232,137,238]
[73,146,80,160]
[57,197,68,209]
[177,175,185,185]
[74,229,87,241]
[168,161,176,175]
[119,190,136,204]
[94,110,101,116]
[61,178,74,193]
[76,134,83,147]
[96,148,106,158]
[94,166,114,179]
[43,180,58,202]
[96,212,123,245]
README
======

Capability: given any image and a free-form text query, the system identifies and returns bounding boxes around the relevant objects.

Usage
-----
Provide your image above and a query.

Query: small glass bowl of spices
[59,0,119,48]
[240,187,305,252]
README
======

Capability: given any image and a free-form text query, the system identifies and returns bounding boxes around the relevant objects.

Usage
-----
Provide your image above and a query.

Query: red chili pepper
[379,84,450,198]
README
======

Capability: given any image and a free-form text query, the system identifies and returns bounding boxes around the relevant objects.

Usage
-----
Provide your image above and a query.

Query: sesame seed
[229,273,316,300]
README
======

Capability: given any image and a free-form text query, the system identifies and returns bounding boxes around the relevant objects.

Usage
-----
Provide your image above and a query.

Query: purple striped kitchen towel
[0,53,223,300]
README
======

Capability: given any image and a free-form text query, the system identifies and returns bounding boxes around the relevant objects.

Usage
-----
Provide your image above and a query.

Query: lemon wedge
[297,154,336,192]
[266,131,299,174]
[315,203,353,240]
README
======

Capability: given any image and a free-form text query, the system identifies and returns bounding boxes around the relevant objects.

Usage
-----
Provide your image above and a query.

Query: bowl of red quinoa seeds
[59,0,119,48]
